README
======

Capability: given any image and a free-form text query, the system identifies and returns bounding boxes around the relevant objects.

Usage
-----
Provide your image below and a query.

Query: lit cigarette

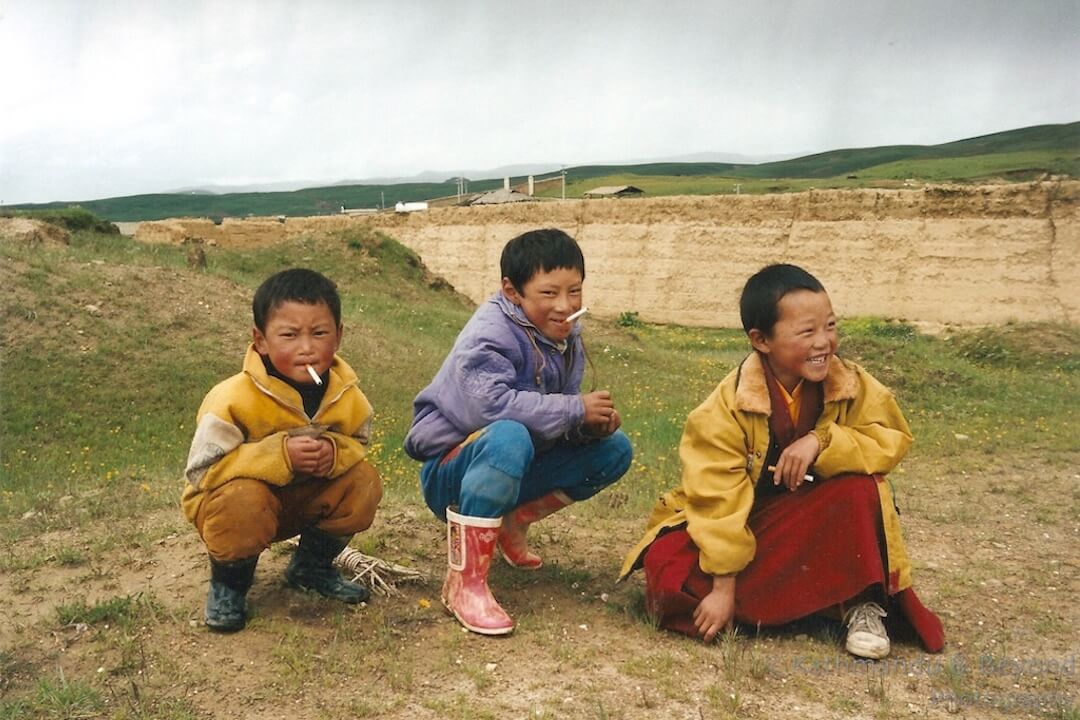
[306,364,323,385]
[565,306,589,323]
[767,465,814,482]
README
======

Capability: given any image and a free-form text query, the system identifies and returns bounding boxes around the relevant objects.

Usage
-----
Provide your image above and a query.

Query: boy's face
[502,266,584,344]
[253,300,342,385]
[749,289,838,392]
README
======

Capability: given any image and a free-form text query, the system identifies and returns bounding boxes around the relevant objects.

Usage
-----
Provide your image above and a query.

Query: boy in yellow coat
[183,268,382,631]
[621,264,943,658]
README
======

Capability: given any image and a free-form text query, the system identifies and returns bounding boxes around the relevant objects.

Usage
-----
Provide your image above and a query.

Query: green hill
[6,179,505,223]
[734,121,1079,179]
[7,122,1077,220]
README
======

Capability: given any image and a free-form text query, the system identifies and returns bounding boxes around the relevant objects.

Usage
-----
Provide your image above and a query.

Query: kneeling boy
[620,264,943,658]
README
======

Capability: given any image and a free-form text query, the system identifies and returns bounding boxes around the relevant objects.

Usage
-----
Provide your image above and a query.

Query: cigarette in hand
[306,364,323,385]
[565,306,588,323]
[767,465,814,482]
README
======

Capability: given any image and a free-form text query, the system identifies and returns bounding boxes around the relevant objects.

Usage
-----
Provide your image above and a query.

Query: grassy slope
[2,226,1076,526]
[731,121,1080,179]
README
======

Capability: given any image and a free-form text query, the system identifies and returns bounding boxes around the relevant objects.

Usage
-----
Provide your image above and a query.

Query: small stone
[85,304,101,315]
[485,663,497,672]
[953,433,969,441]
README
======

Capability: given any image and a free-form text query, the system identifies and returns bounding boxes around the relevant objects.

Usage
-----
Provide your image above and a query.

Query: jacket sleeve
[324,413,372,477]
[813,367,913,478]
[680,388,758,576]
[184,411,293,491]
[439,336,585,440]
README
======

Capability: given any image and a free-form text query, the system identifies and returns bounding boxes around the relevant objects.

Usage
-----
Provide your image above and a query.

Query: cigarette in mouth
[767,465,814,482]
[306,364,323,385]
[565,306,589,323]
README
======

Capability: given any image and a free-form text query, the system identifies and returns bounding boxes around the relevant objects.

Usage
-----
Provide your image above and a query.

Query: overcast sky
[1,0,1077,204]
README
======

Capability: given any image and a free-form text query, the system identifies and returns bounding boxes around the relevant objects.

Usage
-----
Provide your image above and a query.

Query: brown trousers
[194,460,383,562]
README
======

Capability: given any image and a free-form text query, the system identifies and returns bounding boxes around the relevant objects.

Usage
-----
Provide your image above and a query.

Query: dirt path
[3,455,1077,719]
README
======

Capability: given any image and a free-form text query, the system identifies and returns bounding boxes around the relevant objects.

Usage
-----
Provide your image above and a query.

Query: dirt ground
[3,455,1077,719]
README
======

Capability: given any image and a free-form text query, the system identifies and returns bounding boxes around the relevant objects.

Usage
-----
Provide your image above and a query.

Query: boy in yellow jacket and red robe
[621,264,943,659]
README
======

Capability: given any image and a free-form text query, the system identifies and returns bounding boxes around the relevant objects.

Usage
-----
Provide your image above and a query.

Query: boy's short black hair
[252,268,342,331]
[739,264,825,336]
[500,228,585,292]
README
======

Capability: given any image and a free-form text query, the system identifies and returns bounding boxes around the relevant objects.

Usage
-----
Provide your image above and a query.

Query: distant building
[583,185,644,198]
[468,189,535,205]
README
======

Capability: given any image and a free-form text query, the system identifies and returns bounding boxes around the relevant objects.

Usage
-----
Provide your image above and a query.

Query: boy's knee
[478,420,535,477]
[198,479,279,561]
[321,461,383,535]
[461,466,520,517]
[600,430,634,480]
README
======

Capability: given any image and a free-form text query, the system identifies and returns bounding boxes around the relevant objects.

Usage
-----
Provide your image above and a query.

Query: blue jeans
[420,419,633,520]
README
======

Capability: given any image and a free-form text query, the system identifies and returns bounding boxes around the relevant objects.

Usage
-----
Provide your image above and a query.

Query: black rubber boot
[205,555,258,632]
[285,528,370,604]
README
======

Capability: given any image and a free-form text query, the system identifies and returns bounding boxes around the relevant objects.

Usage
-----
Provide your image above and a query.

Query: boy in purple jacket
[404,228,633,635]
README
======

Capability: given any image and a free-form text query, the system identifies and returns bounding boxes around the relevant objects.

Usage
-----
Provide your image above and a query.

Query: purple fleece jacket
[403,292,587,461]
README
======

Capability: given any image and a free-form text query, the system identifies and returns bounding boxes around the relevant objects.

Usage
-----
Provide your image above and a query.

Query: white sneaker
[844,602,890,659]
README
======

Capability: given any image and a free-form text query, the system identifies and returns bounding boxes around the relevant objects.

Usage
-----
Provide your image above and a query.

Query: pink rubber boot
[497,490,573,570]
[441,508,514,636]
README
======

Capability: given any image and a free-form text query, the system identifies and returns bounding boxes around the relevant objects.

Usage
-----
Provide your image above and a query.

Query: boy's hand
[582,391,615,426]
[694,575,736,643]
[583,409,622,438]
[287,436,335,478]
[581,391,620,437]
[773,433,820,491]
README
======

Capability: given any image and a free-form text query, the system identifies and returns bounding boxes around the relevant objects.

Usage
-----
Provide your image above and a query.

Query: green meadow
[3,220,1075,528]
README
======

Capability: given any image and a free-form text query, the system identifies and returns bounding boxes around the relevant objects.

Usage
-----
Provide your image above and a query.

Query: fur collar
[734,352,859,415]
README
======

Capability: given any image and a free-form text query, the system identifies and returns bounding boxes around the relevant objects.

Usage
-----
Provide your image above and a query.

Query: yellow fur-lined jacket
[181,345,373,522]
[620,353,916,593]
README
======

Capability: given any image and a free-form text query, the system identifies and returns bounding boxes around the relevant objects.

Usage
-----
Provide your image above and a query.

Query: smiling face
[502,266,584,343]
[749,289,838,392]
[252,300,342,385]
